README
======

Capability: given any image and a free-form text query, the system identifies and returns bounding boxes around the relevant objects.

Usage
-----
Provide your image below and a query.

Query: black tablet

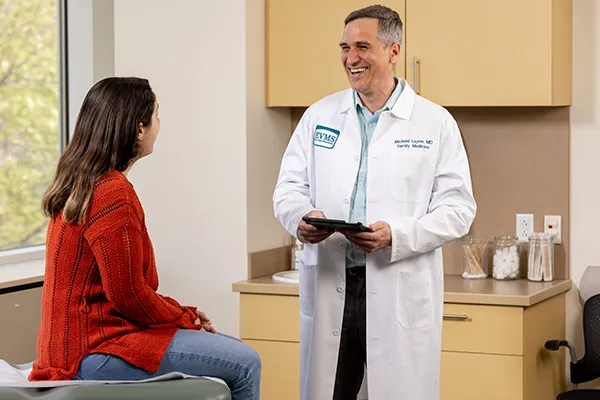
[302,217,372,232]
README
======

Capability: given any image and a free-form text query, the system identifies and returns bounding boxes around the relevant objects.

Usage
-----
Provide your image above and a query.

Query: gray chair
[579,266,600,304]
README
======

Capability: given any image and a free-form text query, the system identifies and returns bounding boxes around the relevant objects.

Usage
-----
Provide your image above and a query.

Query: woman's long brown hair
[42,77,155,224]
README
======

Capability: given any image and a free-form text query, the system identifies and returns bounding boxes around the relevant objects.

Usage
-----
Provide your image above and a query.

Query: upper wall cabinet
[405,0,572,106]
[266,0,406,107]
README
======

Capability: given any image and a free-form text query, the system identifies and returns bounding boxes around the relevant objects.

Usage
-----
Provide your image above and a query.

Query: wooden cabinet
[244,340,299,400]
[266,0,406,107]
[240,294,300,400]
[239,291,566,400]
[0,286,42,364]
[405,0,572,106]
[441,294,566,400]
[265,0,572,107]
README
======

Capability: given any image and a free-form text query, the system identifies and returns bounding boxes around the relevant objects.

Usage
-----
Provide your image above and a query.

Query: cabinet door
[244,340,300,400]
[405,0,566,106]
[441,351,523,400]
[0,287,42,364]
[266,0,406,107]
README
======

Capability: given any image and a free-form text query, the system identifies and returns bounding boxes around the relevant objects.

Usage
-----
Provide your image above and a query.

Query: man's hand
[297,210,334,244]
[342,221,392,253]
[194,310,217,334]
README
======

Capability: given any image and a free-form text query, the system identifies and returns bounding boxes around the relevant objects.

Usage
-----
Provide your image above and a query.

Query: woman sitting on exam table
[29,77,261,400]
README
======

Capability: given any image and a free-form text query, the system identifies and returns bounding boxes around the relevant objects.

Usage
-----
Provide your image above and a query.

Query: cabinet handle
[413,56,420,94]
[443,314,468,320]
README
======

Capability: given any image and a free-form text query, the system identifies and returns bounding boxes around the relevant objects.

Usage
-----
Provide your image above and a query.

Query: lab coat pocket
[388,152,436,203]
[299,262,318,317]
[395,268,433,329]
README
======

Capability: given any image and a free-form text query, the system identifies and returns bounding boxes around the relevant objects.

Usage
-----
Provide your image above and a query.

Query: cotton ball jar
[492,236,520,280]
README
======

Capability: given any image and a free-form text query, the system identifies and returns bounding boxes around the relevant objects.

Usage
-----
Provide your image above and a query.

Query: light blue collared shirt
[346,78,404,268]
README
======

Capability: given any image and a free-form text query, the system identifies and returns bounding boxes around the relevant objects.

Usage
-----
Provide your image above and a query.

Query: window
[0,0,67,254]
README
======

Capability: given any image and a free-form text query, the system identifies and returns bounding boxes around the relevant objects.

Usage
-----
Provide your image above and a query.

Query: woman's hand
[194,310,217,334]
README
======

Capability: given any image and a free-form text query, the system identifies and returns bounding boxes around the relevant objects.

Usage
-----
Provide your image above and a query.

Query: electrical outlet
[544,215,562,244]
[516,213,534,243]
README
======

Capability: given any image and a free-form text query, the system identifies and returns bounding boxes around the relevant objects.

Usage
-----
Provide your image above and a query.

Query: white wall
[113,0,247,336]
[245,0,293,252]
[569,0,600,388]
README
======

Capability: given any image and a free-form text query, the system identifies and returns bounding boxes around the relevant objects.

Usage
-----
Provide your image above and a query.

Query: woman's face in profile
[138,99,161,157]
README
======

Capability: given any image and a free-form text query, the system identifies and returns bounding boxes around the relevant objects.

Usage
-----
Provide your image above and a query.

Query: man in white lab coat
[273,5,476,400]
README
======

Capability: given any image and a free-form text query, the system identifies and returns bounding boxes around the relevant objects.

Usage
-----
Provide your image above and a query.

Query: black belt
[347,266,365,276]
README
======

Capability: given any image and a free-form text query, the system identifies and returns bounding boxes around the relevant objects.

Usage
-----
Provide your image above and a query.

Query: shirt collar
[338,78,416,120]
[353,77,404,115]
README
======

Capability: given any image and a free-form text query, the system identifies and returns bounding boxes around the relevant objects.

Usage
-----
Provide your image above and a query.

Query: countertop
[232,273,572,307]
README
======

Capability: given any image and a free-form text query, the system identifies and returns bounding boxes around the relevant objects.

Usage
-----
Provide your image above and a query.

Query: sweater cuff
[181,307,200,329]
[184,305,198,316]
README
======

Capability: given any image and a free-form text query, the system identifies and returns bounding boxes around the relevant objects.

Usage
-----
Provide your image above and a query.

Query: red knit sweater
[29,170,201,381]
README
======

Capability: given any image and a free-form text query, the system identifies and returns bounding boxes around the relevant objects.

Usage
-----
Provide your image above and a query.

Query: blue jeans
[74,329,261,400]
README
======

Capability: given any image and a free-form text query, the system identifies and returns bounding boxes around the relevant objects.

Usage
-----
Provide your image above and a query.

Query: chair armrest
[545,340,578,363]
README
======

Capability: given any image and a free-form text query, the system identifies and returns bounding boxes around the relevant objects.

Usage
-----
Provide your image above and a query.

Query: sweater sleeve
[159,294,198,317]
[88,209,200,330]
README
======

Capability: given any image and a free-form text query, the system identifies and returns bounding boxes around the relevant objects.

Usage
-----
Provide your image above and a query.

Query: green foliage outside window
[0,0,60,251]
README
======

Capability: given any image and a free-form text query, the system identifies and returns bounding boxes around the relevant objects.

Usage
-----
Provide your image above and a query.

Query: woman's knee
[213,332,260,372]
[226,339,261,378]
[167,330,261,376]
[243,344,261,374]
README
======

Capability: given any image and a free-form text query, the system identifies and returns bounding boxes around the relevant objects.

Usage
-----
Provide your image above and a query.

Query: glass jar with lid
[462,235,490,279]
[492,236,520,280]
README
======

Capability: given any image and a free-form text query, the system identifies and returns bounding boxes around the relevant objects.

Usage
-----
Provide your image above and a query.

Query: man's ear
[389,43,401,64]
[137,122,144,141]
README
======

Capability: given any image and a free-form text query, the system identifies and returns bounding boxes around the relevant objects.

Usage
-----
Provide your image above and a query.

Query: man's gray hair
[344,4,403,46]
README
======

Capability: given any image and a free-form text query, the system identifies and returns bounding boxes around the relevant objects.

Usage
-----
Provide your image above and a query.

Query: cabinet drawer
[441,351,523,400]
[442,303,523,355]
[244,340,299,400]
[240,294,299,342]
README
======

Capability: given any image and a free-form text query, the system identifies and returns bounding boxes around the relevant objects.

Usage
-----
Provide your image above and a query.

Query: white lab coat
[273,80,476,400]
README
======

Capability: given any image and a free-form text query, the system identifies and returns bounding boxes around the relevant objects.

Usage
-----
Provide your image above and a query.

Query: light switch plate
[544,215,562,244]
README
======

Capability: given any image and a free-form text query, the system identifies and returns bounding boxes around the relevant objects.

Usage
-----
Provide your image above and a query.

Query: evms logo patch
[313,125,340,149]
